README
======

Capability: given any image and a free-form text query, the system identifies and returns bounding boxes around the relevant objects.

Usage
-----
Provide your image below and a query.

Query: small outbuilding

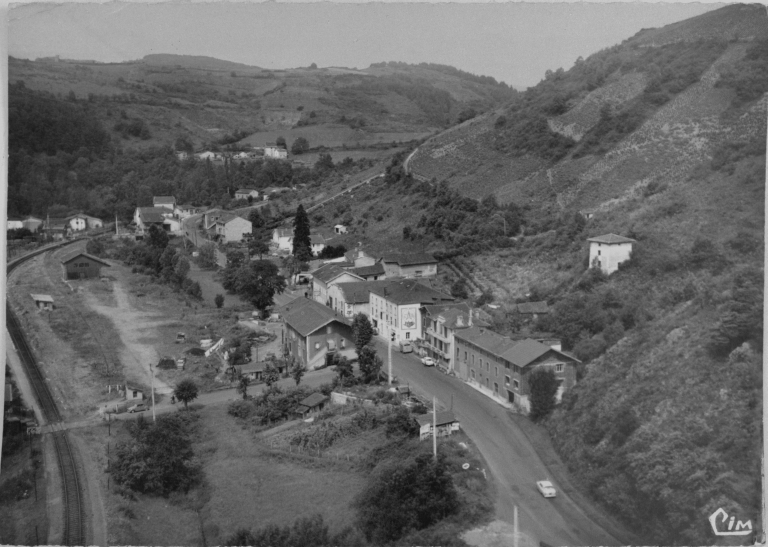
[125,385,144,401]
[415,411,460,440]
[60,250,111,280]
[295,392,329,417]
[334,224,348,234]
[30,294,54,311]
[587,233,636,275]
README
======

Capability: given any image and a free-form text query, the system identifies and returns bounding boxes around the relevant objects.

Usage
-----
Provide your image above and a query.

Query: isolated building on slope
[379,253,438,278]
[587,233,636,275]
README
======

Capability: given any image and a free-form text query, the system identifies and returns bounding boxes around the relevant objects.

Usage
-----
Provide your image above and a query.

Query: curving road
[374,339,628,547]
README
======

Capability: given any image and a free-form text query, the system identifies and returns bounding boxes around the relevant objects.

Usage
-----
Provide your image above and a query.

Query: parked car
[421,356,436,367]
[399,341,413,353]
[128,403,148,413]
[536,480,556,498]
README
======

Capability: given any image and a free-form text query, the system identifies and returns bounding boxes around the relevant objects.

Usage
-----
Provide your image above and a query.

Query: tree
[354,454,459,543]
[358,346,383,384]
[236,375,250,400]
[314,153,334,173]
[248,208,265,229]
[86,237,105,256]
[263,362,280,387]
[215,294,224,308]
[292,204,312,261]
[351,313,374,352]
[147,224,169,249]
[291,137,310,155]
[450,278,469,300]
[528,368,559,421]
[174,379,199,410]
[198,242,216,269]
[276,136,287,149]
[333,355,354,387]
[234,260,287,316]
[248,239,270,260]
[291,362,306,386]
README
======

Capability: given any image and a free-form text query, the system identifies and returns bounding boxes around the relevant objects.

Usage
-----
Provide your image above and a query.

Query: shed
[60,250,111,280]
[30,294,54,311]
[415,411,460,440]
[334,224,348,234]
[124,385,144,401]
[295,392,329,416]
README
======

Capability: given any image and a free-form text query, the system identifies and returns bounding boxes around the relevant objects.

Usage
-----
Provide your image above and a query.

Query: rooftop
[369,278,453,306]
[587,233,636,244]
[153,196,176,204]
[30,294,54,303]
[335,280,393,304]
[381,252,437,266]
[279,297,351,337]
[350,263,385,277]
[415,411,458,427]
[59,250,112,267]
[312,263,363,284]
[422,302,473,329]
[299,392,329,408]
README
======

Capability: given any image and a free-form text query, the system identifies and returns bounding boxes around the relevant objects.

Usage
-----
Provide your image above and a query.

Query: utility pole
[514,505,519,547]
[150,363,156,423]
[388,331,394,385]
[432,397,437,461]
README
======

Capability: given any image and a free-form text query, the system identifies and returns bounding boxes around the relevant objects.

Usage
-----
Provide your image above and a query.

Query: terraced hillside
[408,4,768,213]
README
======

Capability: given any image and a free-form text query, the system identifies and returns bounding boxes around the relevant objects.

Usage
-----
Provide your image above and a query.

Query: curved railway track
[6,239,87,546]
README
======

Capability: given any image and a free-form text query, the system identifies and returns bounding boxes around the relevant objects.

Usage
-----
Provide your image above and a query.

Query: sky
[9,1,725,89]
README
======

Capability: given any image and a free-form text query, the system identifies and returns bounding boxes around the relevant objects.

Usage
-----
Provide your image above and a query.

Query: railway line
[6,239,87,546]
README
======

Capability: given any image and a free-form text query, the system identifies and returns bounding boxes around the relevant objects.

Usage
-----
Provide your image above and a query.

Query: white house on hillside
[265,143,288,159]
[587,233,636,274]
[215,213,252,243]
[235,188,260,200]
[153,196,177,210]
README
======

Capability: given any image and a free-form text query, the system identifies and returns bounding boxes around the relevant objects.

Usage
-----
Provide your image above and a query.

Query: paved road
[373,338,624,547]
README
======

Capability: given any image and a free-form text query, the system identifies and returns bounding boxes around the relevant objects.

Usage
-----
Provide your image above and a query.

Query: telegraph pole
[388,331,394,385]
[150,363,156,423]
[432,397,437,461]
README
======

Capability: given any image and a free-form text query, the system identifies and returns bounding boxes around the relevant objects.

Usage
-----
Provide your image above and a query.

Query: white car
[537,480,556,498]
[421,356,436,367]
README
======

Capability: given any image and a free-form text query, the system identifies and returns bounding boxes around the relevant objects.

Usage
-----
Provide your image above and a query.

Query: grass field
[241,126,431,150]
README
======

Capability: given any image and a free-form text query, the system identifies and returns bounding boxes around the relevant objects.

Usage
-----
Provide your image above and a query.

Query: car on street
[537,480,557,498]
[128,403,148,413]
[421,356,436,367]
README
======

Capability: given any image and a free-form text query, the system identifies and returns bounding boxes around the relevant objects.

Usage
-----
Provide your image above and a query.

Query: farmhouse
[264,143,288,159]
[60,250,111,280]
[454,327,580,413]
[511,301,550,322]
[415,411,460,440]
[272,228,293,251]
[349,262,386,281]
[133,207,170,232]
[153,196,177,210]
[66,213,103,231]
[43,218,70,240]
[369,279,454,345]
[7,218,23,230]
[380,253,438,278]
[280,297,356,370]
[174,204,200,219]
[421,302,474,373]
[588,233,636,275]
[311,264,364,307]
[30,294,54,311]
[334,224,348,234]
[215,213,252,243]
[235,188,260,200]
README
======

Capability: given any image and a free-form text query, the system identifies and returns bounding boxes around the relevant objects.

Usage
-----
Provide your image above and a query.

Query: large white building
[587,233,636,275]
[264,143,288,159]
[215,213,252,243]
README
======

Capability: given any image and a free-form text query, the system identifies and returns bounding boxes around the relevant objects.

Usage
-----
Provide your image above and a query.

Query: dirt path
[83,283,174,395]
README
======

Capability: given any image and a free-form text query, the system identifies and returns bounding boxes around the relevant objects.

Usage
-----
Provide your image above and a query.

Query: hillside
[396,4,766,545]
[8,55,515,154]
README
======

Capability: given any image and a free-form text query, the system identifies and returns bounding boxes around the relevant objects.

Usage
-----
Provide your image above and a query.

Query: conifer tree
[292,204,312,261]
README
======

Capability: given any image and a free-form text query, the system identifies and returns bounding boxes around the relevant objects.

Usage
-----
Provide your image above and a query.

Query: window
[326,326,332,334]
[405,332,410,340]
[505,375,510,385]
[464,351,467,361]
[556,363,564,373]
[486,362,489,372]
[472,355,475,364]
[494,383,499,394]
[415,270,423,277]
[513,379,519,389]
[485,379,489,388]
[340,339,346,349]
[495,366,498,377]
[598,250,601,256]
[314,342,320,350]
[471,369,475,379]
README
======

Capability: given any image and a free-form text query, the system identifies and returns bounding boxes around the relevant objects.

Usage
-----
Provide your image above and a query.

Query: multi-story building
[421,302,474,373]
[587,233,635,275]
[311,264,364,307]
[379,253,438,278]
[454,326,580,413]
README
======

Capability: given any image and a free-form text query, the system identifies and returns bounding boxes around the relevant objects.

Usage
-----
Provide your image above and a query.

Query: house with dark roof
[279,297,356,370]
[295,392,330,417]
[214,212,252,243]
[60,250,111,280]
[327,280,392,319]
[587,233,636,275]
[349,262,385,281]
[415,411,460,440]
[380,253,438,278]
[369,279,453,345]
[454,326,580,413]
[43,218,70,240]
[311,263,364,307]
[421,302,474,373]
[133,207,171,232]
[153,196,177,210]
[511,301,550,322]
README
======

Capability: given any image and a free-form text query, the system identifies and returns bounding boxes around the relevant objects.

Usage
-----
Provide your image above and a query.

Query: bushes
[111,413,202,496]
[224,514,360,547]
[528,368,559,421]
[354,453,459,543]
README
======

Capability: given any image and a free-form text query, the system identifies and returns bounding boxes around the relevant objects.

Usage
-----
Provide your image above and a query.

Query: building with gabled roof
[349,262,385,281]
[327,280,392,319]
[421,302,474,373]
[311,263,364,307]
[60,250,111,280]
[134,207,171,232]
[295,392,329,416]
[214,212,252,243]
[235,188,259,200]
[153,196,177,210]
[587,233,636,275]
[30,294,54,311]
[380,253,438,278]
[454,326,580,413]
[369,278,453,345]
[279,297,355,370]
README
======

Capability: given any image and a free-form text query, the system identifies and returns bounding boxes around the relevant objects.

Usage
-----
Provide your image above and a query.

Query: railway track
[6,239,87,546]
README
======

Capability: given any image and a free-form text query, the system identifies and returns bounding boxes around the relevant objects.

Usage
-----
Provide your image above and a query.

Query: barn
[60,250,111,280]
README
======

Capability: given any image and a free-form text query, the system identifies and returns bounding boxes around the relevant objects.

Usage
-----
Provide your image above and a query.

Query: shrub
[528,368,559,421]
